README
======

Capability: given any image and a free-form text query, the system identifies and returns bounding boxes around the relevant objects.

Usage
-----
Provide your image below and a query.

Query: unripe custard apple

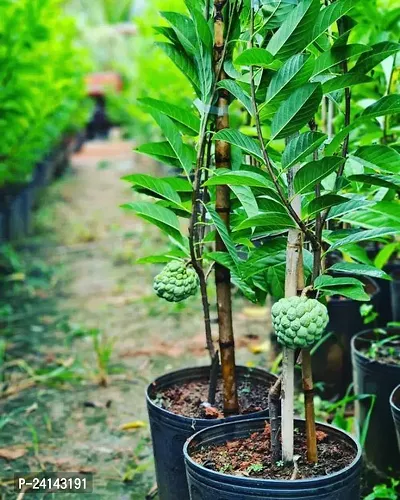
[271,296,328,349]
[153,261,199,302]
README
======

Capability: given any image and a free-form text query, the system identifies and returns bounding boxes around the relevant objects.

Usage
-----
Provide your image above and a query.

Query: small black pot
[312,277,380,399]
[146,365,277,500]
[184,417,362,500]
[390,384,400,454]
[351,328,400,476]
[375,262,400,326]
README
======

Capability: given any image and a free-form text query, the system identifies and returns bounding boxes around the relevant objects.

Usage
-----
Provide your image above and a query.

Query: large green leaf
[213,129,264,162]
[348,173,400,190]
[327,197,371,220]
[218,80,253,115]
[122,202,183,241]
[235,213,296,232]
[157,42,201,96]
[313,44,371,76]
[205,170,273,189]
[352,145,400,174]
[271,83,322,139]
[206,204,240,265]
[309,0,357,47]
[322,73,373,94]
[134,141,196,169]
[147,108,193,176]
[260,54,315,120]
[326,227,399,252]
[235,48,274,67]
[351,41,400,74]
[281,131,327,169]
[325,95,400,155]
[240,248,287,280]
[123,173,184,207]
[266,0,320,60]
[267,264,286,299]
[138,98,200,135]
[294,156,344,195]
[185,0,213,50]
[160,12,197,54]
[314,275,369,301]
[328,262,391,281]
[305,194,349,218]
[230,185,258,219]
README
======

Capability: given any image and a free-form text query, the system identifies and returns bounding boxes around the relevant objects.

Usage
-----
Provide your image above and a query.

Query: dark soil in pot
[352,328,400,477]
[312,277,380,400]
[184,417,362,500]
[191,421,356,480]
[147,365,276,500]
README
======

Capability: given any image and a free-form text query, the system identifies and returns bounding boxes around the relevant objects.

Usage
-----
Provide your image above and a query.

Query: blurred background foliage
[0,0,91,187]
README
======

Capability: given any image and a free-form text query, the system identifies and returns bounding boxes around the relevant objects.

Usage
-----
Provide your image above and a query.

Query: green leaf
[352,145,400,174]
[328,263,391,281]
[348,174,400,190]
[134,141,196,169]
[294,156,344,195]
[205,251,237,271]
[123,173,185,207]
[313,44,371,76]
[230,185,258,218]
[235,48,274,67]
[260,54,315,120]
[136,249,188,264]
[266,0,320,60]
[306,194,349,218]
[213,129,264,162]
[267,264,286,299]
[122,202,183,242]
[271,83,322,139]
[374,242,398,269]
[326,228,399,252]
[327,197,371,220]
[309,0,357,47]
[185,0,213,50]
[351,41,400,74]
[146,108,193,176]
[204,169,273,189]
[138,98,200,135]
[314,275,370,301]
[281,131,327,169]
[160,11,197,54]
[240,248,287,280]
[157,42,201,96]
[206,204,240,265]
[235,213,296,232]
[218,80,253,115]
[322,73,373,94]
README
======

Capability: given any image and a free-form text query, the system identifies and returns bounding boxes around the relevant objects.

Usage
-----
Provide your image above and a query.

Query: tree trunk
[213,0,238,415]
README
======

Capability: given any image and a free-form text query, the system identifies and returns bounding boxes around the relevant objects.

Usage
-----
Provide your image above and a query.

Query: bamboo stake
[302,349,318,462]
[213,0,239,415]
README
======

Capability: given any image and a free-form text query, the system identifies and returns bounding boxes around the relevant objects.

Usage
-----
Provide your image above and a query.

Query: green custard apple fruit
[271,296,328,349]
[153,261,199,302]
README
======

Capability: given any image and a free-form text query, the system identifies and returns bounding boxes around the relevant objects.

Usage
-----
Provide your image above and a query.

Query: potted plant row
[0,0,91,243]
[125,0,400,498]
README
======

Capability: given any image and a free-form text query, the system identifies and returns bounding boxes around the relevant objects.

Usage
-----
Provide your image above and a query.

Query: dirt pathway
[0,140,273,499]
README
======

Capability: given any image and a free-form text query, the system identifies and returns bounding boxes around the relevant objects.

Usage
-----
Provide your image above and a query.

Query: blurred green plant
[0,0,92,187]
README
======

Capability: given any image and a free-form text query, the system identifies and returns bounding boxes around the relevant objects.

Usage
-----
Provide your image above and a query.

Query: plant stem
[268,376,282,463]
[281,164,302,464]
[214,0,239,415]
[302,349,318,463]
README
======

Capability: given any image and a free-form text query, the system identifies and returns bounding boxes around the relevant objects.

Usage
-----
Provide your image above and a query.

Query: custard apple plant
[123,0,400,462]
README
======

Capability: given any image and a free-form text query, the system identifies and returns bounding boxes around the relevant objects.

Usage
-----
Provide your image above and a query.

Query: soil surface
[0,137,275,499]
[152,376,272,419]
[360,335,400,366]
[191,422,357,480]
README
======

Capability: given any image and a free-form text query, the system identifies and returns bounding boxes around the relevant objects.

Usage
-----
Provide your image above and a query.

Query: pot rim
[183,417,362,485]
[351,327,400,369]
[146,364,277,426]
[390,384,400,412]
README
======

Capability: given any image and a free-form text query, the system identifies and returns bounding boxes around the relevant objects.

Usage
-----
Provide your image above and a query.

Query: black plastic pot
[389,265,400,322]
[184,417,362,500]
[375,262,400,326]
[351,328,400,476]
[312,277,380,400]
[147,365,277,500]
[390,384,400,454]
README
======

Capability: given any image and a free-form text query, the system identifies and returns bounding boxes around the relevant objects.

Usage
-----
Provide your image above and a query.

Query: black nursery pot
[390,384,400,454]
[351,328,400,476]
[375,262,400,326]
[312,277,380,399]
[184,417,362,500]
[146,365,277,500]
